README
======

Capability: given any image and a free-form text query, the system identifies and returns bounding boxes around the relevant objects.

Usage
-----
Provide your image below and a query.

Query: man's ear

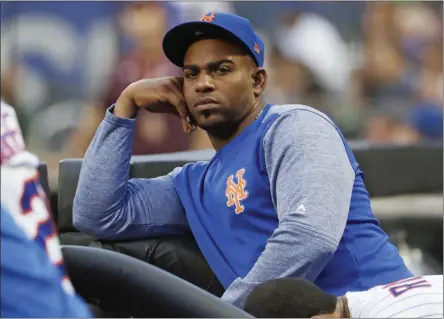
[251,67,267,97]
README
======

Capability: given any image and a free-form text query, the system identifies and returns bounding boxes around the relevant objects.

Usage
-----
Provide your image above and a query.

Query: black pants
[60,232,225,317]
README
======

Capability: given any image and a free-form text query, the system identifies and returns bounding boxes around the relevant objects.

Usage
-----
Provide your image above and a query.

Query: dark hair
[244,278,338,318]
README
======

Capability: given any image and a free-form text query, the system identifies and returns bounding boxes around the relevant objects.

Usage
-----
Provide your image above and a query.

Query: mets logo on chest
[225,168,249,214]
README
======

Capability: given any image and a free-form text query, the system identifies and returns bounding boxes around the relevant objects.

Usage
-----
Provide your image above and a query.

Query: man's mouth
[194,98,219,110]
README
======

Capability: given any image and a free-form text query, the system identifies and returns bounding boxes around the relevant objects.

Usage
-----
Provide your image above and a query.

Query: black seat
[57,159,83,233]
[37,162,50,199]
[350,142,443,197]
[62,245,252,318]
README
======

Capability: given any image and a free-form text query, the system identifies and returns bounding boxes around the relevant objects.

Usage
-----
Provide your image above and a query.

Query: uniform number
[384,276,432,297]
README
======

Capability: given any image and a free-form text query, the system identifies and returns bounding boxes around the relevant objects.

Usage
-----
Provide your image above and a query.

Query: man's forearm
[221,216,338,307]
[114,87,139,119]
[73,105,137,233]
[73,105,189,240]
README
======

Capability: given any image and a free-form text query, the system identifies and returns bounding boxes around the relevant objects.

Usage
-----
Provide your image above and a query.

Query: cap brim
[162,21,244,67]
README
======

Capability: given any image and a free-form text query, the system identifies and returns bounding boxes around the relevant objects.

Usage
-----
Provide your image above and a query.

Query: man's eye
[184,71,197,79]
[215,66,230,74]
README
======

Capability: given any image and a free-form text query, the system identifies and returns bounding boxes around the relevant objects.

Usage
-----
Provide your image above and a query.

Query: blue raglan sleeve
[73,106,189,240]
[221,110,355,307]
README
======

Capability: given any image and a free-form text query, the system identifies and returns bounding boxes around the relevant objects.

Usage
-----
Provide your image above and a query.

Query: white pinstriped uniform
[1,100,74,295]
[346,275,443,318]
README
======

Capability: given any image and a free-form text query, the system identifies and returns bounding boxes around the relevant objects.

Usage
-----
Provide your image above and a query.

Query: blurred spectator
[410,102,443,142]
[1,2,119,188]
[273,12,350,95]
[173,1,235,21]
[394,3,442,66]
[264,43,327,110]
[352,2,442,144]
[68,2,212,157]
[263,10,355,132]
[2,1,442,165]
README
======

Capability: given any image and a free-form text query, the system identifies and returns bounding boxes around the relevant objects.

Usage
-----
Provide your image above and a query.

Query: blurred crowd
[1,1,442,187]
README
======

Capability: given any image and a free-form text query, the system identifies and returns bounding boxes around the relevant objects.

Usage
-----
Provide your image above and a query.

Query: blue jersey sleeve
[1,206,93,318]
[73,106,189,240]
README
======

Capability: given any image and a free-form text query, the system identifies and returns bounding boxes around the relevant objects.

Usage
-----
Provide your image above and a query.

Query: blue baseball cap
[410,102,443,139]
[162,12,264,67]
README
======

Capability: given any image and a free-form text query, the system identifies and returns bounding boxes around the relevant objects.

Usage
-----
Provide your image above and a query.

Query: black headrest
[57,159,83,232]
[62,245,253,318]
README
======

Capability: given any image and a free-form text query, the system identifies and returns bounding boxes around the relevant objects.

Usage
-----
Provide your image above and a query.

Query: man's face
[120,3,166,50]
[182,38,262,136]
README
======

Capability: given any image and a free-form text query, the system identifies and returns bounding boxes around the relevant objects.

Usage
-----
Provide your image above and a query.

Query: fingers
[171,77,197,130]
[171,76,184,89]
[169,78,196,131]
[164,82,194,133]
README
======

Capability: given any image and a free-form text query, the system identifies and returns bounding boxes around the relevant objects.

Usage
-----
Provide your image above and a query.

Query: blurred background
[1,1,442,187]
[1,1,442,274]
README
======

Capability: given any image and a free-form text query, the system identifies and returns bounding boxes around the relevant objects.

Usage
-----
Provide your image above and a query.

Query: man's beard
[198,112,242,140]
[196,105,255,140]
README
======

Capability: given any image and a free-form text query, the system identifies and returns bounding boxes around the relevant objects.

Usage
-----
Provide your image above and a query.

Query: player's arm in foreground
[221,110,355,307]
[1,205,92,318]
[73,78,195,240]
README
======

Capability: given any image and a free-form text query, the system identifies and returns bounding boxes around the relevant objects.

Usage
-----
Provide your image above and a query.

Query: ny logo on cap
[201,12,216,22]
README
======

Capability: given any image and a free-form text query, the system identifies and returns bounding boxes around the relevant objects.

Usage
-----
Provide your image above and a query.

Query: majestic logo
[225,168,249,214]
[296,204,306,213]
[201,12,216,22]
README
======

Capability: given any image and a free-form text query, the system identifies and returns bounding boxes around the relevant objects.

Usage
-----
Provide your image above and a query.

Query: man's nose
[195,73,215,94]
